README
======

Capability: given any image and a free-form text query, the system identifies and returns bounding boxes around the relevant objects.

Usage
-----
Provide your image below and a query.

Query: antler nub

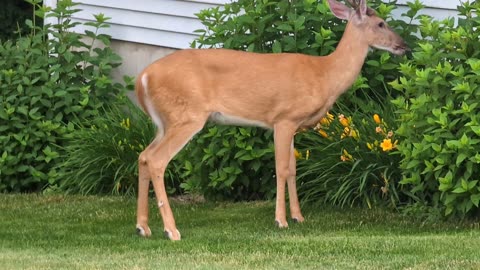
[345,0,359,9]
[346,0,375,16]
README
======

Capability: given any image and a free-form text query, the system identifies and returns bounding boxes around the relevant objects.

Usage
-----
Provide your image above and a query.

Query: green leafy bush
[296,100,403,208]
[391,1,480,217]
[57,98,182,195]
[0,0,129,192]
[179,125,275,201]
[191,0,417,201]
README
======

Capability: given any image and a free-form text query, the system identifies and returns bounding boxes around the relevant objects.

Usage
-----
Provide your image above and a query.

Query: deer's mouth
[372,42,409,56]
[392,41,409,56]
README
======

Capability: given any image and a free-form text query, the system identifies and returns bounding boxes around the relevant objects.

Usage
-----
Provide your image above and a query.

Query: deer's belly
[208,112,272,129]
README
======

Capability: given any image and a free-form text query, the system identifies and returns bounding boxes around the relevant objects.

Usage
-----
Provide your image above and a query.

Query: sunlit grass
[1,194,479,269]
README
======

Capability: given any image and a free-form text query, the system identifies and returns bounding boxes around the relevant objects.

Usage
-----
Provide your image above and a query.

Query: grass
[1,194,479,270]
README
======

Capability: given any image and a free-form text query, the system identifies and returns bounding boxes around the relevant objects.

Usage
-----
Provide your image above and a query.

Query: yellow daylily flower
[318,129,329,138]
[380,139,394,152]
[326,111,334,120]
[350,129,359,139]
[340,149,353,162]
[294,148,302,159]
[367,142,373,150]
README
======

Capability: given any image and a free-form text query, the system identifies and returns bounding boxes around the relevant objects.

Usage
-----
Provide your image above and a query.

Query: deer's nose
[394,40,410,55]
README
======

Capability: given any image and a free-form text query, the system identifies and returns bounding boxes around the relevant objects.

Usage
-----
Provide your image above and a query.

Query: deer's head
[327,0,409,55]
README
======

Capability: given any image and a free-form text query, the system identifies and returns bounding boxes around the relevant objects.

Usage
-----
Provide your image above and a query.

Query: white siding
[394,0,462,23]
[66,0,228,49]
[45,0,463,49]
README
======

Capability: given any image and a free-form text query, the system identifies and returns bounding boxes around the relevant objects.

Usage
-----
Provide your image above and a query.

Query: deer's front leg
[145,120,206,241]
[287,141,304,223]
[273,122,297,228]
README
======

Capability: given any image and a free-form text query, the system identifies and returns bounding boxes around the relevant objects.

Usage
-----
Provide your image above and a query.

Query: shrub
[0,0,129,192]
[58,100,275,199]
[391,1,480,217]
[296,100,403,208]
[57,98,182,195]
[179,125,276,201]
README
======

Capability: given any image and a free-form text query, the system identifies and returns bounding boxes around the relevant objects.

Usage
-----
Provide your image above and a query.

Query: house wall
[109,41,176,82]
[44,0,465,80]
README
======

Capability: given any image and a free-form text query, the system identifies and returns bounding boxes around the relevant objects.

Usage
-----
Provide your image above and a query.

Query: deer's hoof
[275,220,289,228]
[292,216,305,223]
[136,224,152,237]
[164,229,181,241]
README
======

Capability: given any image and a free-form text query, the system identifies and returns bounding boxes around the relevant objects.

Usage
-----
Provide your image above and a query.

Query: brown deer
[134,0,408,240]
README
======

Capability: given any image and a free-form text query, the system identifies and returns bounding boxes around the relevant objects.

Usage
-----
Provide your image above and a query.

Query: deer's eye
[378,22,385,28]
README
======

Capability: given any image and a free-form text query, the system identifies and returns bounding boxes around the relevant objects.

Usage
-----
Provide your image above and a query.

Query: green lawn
[1,194,479,270]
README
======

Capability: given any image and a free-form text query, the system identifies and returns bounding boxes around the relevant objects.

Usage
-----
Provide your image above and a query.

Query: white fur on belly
[209,112,271,129]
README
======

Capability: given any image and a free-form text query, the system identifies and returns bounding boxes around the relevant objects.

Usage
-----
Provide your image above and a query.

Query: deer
[134,0,408,240]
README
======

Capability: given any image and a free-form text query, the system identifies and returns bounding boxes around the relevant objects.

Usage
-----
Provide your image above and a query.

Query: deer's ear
[327,0,352,20]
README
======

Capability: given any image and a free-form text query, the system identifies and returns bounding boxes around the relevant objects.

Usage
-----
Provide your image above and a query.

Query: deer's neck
[321,22,370,97]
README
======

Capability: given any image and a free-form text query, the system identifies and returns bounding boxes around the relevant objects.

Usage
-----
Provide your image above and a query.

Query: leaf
[84,30,96,39]
[431,143,441,152]
[438,171,453,184]
[28,107,42,120]
[272,40,282,53]
[406,160,420,169]
[471,194,480,207]
[54,90,67,97]
[461,179,469,191]
[222,166,235,174]
[17,106,28,116]
[468,180,478,190]
[445,206,453,216]
[251,160,261,172]
[459,133,469,147]
[293,16,305,31]
[444,193,457,205]
[439,183,451,192]
[0,109,8,120]
[446,140,460,150]
[452,187,467,194]
[63,51,74,63]
[234,149,247,159]
[366,60,380,67]
[456,153,467,166]
[224,175,236,187]
[277,23,293,32]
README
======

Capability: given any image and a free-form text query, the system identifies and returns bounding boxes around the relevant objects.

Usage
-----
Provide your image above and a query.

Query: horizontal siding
[74,5,203,35]
[75,0,226,49]
[46,0,464,49]
[395,0,461,23]
[75,0,218,19]
[397,0,460,10]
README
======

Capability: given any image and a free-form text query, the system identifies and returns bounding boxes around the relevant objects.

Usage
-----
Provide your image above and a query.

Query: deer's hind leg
[136,137,161,237]
[140,117,207,241]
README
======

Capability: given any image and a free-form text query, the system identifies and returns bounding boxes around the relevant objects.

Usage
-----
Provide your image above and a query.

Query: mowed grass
[1,194,479,270]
